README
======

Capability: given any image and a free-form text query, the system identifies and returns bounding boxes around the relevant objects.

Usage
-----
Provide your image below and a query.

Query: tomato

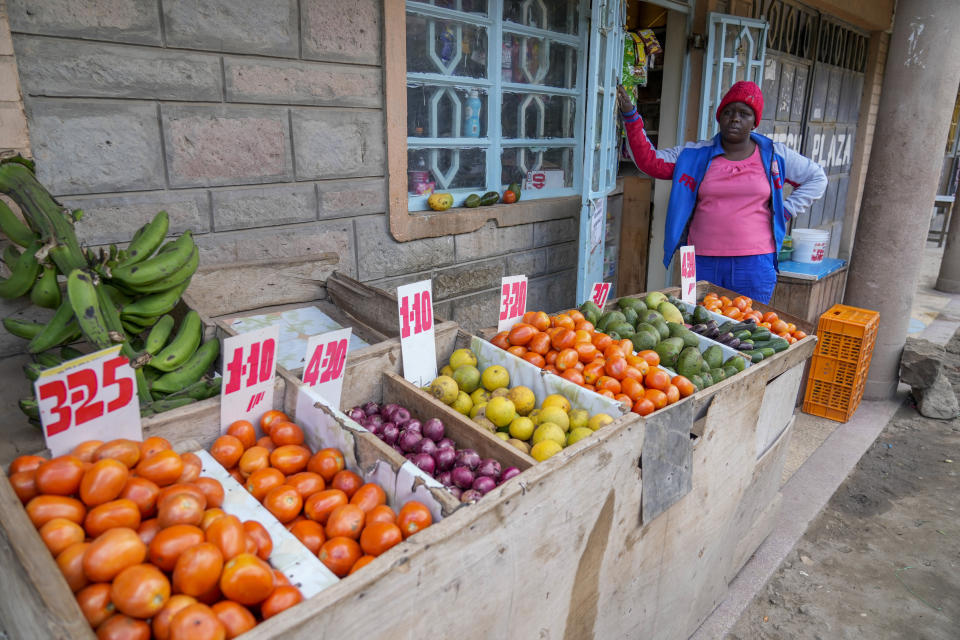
[644,368,671,392]
[149,524,205,572]
[205,515,247,561]
[172,542,224,597]
[522,351,546,368]
[96,614,150,640]
[269,421,305,447]
[397,501,433,538]
[330,469,362,499]
[151,594,196,640]
[307,449,345,483]
[604,357,628,380]
[349,483,387,513]
[596,375,622,394]
[71,440,103,463]
[260,410,289,434]
[157,483,206,510]
[645,388,668,410]
[26,494,86,528]
[264,485,303,523]
[284,519,323,555]
[269,444,311,475]
[168,602,226,640]
[237,446,270,478]
[360,522,403,557]
[35,455,86,496]
[157,491,206,529]
[137,518,161,546]
[226,420,257,450]
[135,450,183,487]
[95,439,141,468]
[77,582,116,628]
[84,499,141,537]
[507,323,537,346]
[83,527,146,582]
[261,585,304,620]
[348,555,376,575]
[632,397,656,416]
[582,361,605,385]
[117,476,159,518]
[552,314,575,331]
[490,331,511,350]
[527,331,552,355]
[193,477,224,508]
[304,488,348,524]
[39,517,85,556]
[501,189,517,204]
[637,350,660,367]
[242,520,273,561]
[794,330,807,340]
[506,345,527,358]
[318,536,362,578]
[210,435,244,469]
[78,458,129,506]
[325,504,365,540]
[219,553,274,606]
[551,328,576,351]
[244,467,285,501]
[621,377,645,402]
[111,563,170,619]
[665,384,681,405]
[139,436,171,460]
[574,342,599,364]
[9,469,37,504]
[256,436,277,452]
[177,452,202,484]
[285,471,325,499]
[211,600,256,639]
[56,541,91,592]
[366,504,396,525]
[200,508,226,532]
[9,454,46,475]
[762,311,779,324]
[554,348,579,372]
[560,368,585,385]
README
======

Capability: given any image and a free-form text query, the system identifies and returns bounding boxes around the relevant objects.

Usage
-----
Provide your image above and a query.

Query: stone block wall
[2,0,578,356]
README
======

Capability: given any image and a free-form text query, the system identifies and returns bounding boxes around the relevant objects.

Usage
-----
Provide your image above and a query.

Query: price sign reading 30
[680,245,697,305]
[497,275,528,332]
[397,280,437,387]
[34,345,142,456]
[588,282,612,309]
[220,325,280,432]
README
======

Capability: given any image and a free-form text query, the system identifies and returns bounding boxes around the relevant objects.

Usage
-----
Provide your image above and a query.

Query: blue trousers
[695,253,777,304]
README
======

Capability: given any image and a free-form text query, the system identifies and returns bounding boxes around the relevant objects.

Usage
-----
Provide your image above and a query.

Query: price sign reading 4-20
[301,327,352,409]
[34,345,142,457]
[589,282,612,309]
[220,325,280,432]
[680,245,697,305]
[397,280,437,387]
[497,275,528,332]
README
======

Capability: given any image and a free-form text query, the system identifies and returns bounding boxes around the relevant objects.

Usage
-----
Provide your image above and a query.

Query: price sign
[497,275,528,332]
[34,345,142,457]
[220,325,280,431]
[301,327,351,410]
[680,245,696,304]
[588,282,612,309]
[397,280,437,387]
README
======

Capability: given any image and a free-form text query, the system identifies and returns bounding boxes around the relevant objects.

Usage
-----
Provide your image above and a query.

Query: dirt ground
[728,331,960,639]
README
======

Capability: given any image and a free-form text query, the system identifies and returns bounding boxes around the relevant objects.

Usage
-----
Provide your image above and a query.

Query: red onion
[437,470,453,486]
[403,419,422,434]
[382,404,399,422]
[393,407,411,425]
[404,453,417,462]
[365,414,384,428]
[362,402,380,416]
[435,447,456,472]
[416,437,437,457]
[500,467,521,483]
[451,466,475,489]
[476,458,501,480]
[436,437,456,450]
[448,486,462,499]
[398,430,422,453]
[348,407,365,422]
[381,423,400,446]
[471,475,496,495]
[411,453,435,475]
[391,444,404,454]
[366,422,383,436]
[455,449,480,471]
[422,418,445,442]
[460,489,483,503]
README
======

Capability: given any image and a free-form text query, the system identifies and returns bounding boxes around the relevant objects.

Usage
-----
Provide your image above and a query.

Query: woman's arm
[618,85,680,180]
[779,145,828,218]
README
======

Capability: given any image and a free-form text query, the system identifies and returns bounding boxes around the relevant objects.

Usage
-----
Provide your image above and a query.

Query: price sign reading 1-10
[399,290,433,338]
[224,337,276,394]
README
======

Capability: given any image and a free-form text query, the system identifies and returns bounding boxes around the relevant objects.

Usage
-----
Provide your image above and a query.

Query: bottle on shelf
[464,90,481,137]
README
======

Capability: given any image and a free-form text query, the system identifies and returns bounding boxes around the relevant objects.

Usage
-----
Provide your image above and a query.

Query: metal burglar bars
[405,1,589,211]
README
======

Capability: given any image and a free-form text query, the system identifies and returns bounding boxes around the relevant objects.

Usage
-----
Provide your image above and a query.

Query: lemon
[481,365,510,391]
[490,387,510,399]
[473,416,497,433]
[495,432,510,441]
[531,439,563,462]
[532,422,566,447]
[542,393,571,413]
[440,365,454,377]
[429,376,459,405]
[507,438,530,454]
[451,391,473,415]
[470,388,490,405]
[507,386,536,416]
[449,348,478,370]
[588,413,615,431]
[470,402,487,419]
[568,409,590,431]
[527,409,542,425]
[538,406,570,433]
[486,396,517,428]
[453,365,481,393]
[567,427,593,446]
[508,416,535,441]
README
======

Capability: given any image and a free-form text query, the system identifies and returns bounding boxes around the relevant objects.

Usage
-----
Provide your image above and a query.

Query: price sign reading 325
[497,275,527,332]
[221,325,280,432]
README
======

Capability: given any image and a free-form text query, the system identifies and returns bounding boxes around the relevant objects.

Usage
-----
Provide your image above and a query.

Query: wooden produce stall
[770,261,848,326]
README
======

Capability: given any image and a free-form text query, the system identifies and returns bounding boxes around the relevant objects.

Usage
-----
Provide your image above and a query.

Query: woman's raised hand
[617,84,635,114]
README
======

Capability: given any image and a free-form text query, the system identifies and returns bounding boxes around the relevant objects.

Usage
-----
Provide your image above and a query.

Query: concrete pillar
[935,189,960,292]
[844,0,960,400]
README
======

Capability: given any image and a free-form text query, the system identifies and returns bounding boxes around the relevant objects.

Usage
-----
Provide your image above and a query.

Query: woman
[618,80,827,303]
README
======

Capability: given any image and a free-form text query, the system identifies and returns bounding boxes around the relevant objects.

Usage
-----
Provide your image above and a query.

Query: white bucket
[791,227,830,263]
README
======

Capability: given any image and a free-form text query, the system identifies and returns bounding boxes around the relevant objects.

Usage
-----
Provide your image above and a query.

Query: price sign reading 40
[497,275,528,333]
[680,245,697,305]
[397,280,437,387]
[588,282,612,309]
[301,327,352,409]
[34,345,142,457]
[220,325,280,432]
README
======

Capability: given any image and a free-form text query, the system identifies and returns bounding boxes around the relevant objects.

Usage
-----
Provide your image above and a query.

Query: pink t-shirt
[687,147,776,256]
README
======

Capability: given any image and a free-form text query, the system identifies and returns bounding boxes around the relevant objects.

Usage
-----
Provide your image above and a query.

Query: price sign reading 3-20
[220,325,280,432]
[397,280,437,387]
[680,245,697,305]
[497,275,528,332]
[588,282,612,309]
[35,345,142,457]
[301,327,352,409]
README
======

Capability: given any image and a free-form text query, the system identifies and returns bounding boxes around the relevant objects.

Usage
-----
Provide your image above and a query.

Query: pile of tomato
[9,436,297,639]
[490,310,696,416]
[699,293,807,343]
[211,410,433,579]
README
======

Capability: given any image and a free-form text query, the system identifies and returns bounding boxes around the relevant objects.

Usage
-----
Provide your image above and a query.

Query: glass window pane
[408,147,486,193]
[416,0,489,14]
[501,93,576,139]
[501,147,574,189]
[501,35,578,88]
[406,13,488,78]
[502,0,580,35]
[408,86,489,138]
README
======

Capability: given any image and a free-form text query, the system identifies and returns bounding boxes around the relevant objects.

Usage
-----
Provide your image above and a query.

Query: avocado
[667,322,686,339]
[464,193,481,208]
[680,329,700,348]
[677,346,704,379]
[506,182,521,201]
[579,301,601,325]
[651,318,670,341]
[724,354,748,372]
[723,364,739,379]
[633,329,659,351]
[642,310,664,325]
[703,345,723,370]
[709,367,726,383]
[644,291,667,309]
[480,191,500,206]
[692,305,713,325]
[611,322,636,338]
[623,307,639,328]
[654,337,685,369]
[618,297,648,314]
[690,374,705,391]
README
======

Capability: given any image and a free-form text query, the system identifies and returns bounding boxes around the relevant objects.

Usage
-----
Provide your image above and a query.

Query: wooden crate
[770,265,848,327]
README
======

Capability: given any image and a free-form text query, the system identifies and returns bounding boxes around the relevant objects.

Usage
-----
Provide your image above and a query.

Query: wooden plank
[325,271,404,338]
[755,363,805,457]
[617,177,653,297]
[641,396,694,523]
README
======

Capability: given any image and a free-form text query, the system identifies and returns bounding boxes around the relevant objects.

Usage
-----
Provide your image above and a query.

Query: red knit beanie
[716,81,764,126]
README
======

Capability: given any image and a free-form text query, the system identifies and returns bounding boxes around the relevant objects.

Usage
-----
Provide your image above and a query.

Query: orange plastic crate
[802,304,879,422]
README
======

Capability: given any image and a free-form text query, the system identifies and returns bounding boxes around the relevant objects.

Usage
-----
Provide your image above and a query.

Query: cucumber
[769,338,790,353]
[750,328,772,341]
[734,329,753,340]
[745,350,765,363]
[759,347,776,359]
[718,321,736,333]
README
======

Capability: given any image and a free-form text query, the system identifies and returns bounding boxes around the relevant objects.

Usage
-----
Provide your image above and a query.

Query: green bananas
[3,317,45,340]
[0,240,42,298]
[67,269,115,350]
[28,298,79,354]
[151,338,219,394]
[117,210,168,268]
[0,199,36,247]
[145,315,175,355]
[150,311,201,372]
[111,231,194,288]
[30,265,62,309]
[120,279,190,317]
